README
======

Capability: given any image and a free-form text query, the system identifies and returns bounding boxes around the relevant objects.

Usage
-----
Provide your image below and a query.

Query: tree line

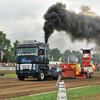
[0,31,100,64]
[0,31,19,63]
[49,48,100,64]
[49,48,82,63]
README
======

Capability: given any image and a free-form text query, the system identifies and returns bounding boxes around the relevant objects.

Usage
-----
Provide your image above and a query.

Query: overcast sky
[0,0,100,53]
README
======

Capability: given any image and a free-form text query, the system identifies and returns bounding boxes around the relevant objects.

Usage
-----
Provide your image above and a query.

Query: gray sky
[0,0,100,53]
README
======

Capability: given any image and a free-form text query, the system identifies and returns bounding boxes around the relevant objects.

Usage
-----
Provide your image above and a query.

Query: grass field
[7,85,100,100]
[0,74,17,77]
[94,71,100,73]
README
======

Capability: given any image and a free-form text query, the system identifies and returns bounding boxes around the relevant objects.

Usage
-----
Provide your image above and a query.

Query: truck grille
[20,64,32,70]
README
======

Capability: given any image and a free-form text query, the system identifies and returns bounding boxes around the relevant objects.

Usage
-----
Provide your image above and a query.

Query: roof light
[22,40,36,44]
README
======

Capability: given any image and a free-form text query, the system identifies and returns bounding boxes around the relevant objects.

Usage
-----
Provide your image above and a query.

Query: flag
[59,57,62,62]
[15,54,17,60]
[67,56,69,63]
[52,56,53,61]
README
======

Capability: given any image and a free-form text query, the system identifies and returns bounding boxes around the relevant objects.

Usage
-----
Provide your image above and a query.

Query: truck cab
[81,49,92,66]
[16,40,49,81]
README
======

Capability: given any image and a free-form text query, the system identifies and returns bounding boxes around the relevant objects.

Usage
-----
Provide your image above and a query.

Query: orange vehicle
[60,49,96,78]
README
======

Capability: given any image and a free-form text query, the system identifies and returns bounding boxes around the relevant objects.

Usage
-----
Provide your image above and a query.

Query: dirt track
[0,70,16,74]
[0,71,100,100]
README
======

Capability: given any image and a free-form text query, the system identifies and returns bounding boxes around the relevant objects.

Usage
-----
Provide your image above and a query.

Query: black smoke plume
[43,2,100,51]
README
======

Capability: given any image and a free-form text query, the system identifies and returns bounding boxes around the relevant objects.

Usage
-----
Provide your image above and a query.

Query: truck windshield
[17,47,38,56]
[83,53,90,58]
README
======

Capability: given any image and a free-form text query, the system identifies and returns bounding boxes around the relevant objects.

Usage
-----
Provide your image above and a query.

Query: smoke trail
[80,5,96,15]
[43,2,100,51]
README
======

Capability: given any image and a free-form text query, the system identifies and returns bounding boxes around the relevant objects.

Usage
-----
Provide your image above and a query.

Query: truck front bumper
[16,70,39,76]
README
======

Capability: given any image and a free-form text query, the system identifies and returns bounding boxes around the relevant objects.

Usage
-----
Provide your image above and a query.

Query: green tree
[49,48,53,61]
[63,50,71,63]
[63,50,82,63]
[49,48,62,61]
[92,53,100,64]
[72,50,82,63]
[10,40,20,55]
[0,31,12,62]
[9,40,20,63]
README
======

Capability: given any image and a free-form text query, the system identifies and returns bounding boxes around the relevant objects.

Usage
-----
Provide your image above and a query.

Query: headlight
[33,64,35,70]
[17,64,19,70]
[71,67,73,69]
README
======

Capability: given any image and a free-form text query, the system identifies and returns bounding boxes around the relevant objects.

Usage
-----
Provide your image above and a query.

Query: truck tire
[98,67,100,71]
[38,70,45,81]
[86,73,89,78]
[89,73,93,78]
[18,76,25,80]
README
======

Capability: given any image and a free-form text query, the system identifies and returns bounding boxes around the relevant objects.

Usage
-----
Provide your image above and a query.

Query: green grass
[94,71,100,73]
[0,74,17,77]
[7,85,100,100]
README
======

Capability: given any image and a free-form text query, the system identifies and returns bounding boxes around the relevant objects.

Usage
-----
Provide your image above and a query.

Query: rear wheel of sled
[89,73,93,78]
[18,76,25,80]
[38,70,45,81]
[86,73,89,78]
[98,67,100,71]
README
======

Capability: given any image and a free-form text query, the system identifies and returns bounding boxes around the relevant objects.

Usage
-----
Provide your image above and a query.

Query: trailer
[60,63,93,78]
[60,49,96,78]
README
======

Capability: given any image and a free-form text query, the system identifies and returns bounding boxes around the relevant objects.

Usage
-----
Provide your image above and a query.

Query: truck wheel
[89,73,93,78]
[18,76,25,80]
[38,70,45,81]
[98,67,100,71]
[87,73,89,78]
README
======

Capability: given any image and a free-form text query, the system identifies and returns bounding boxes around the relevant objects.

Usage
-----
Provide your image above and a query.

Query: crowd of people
[0,63,60,67]
[0,63,17,67]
